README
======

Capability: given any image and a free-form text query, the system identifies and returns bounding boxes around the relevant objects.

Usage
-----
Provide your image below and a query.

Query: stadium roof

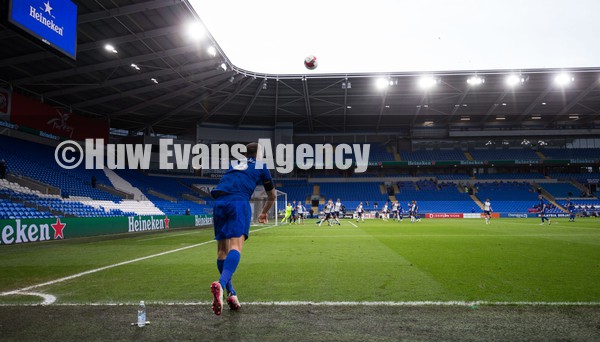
[0,0,599,137]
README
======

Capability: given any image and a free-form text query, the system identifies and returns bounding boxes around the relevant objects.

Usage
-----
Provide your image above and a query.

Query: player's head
[337,198,340,202]
[538,195,543,199]
[245,142,258,157]
[486,198,490,202]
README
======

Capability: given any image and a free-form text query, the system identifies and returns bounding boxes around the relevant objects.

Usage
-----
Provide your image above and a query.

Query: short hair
[246,142,258,157]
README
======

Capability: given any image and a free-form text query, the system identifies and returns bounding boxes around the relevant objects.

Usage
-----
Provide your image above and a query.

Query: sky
[188,0,599,75]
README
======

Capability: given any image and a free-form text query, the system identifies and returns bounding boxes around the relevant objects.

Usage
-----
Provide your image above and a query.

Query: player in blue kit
[566,198,576,222]
[210,142,275,316]
[537,195,552,225]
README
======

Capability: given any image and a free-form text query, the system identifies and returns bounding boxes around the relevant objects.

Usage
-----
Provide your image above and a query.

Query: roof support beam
[375,90,388,132]
[515,84,554,122]
[237,79,266,127]
[44,59,216,97]
[302,79,314,132]
[0,26,180,69]
[14,46,197,85]
[78,0,182,24]
[73,69,226,108]
[546,79,600,126]
[202,77,256,122]
[479,89,509,124]
[142,75,245,129]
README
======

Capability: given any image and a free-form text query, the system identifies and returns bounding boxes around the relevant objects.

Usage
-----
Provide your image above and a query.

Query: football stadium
[1,0,599,340]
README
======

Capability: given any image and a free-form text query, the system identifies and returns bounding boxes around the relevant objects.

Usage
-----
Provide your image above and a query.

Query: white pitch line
[0,224,279,303]
[348,221,358,228]
[137,230,203,242]
[3,300,599,307]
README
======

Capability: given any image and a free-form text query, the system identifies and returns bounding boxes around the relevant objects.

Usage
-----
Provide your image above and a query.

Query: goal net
[250,187,287,225]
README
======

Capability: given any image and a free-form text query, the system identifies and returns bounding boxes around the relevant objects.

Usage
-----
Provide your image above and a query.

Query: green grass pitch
[1,217,599,305]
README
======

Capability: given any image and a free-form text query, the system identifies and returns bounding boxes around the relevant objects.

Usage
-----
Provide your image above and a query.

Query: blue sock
[219,250,241,295]
[217,259,236,295]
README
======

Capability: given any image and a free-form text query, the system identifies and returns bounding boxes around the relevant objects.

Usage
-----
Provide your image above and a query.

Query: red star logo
[51,217,66,239]
[164,216,170,228]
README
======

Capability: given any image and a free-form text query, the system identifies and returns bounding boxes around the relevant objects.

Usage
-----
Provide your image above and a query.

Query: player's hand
[258,213,268,224]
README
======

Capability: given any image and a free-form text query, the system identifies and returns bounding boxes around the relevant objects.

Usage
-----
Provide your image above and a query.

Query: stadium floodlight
[186,22,206,41]
[375,78,389,90]
[130,63,140,71]
[418,76,438,89]
[467,76,484,85]
[460,116,470,121]
[207,45,217,57]
[521,139,531,145]
[104,44,117,54]
[554,73,574,86]
[531,115,542,120]
[569,114,580,119]
[506,74,525,86]
[496,116,506,120]
[220,62,227,71]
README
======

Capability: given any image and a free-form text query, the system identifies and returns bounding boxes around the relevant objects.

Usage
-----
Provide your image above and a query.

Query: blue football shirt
[210,158,273,200]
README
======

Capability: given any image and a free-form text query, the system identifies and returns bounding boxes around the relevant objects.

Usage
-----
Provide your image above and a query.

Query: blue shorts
[213,194,251,241]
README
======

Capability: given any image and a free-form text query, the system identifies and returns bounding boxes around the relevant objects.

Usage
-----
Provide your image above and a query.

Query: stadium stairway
[103,168,143,200]
[570,180,590,195]
[533,182,568,212]
[464,151,474,161]
[535,151,546,159]
[470,194,484,210]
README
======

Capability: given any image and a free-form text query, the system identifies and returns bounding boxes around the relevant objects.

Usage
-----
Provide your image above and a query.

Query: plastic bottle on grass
[137,301,146,327]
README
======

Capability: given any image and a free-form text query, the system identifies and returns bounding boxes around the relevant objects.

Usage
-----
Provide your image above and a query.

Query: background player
[381,202,389,221]
[566,198,576,222]
[280,202,292,224]
[296,201,306,224]
[391,201,400,222]
[356,202,364,222]
[483,198,493,225]
[537,195,552,225]
[410,200,420,223]
[210,142,275,316]
[317,199,334,226]
[333,198,342,225]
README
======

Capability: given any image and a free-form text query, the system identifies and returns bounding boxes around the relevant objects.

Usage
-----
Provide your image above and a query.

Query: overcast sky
[189,0,599,75]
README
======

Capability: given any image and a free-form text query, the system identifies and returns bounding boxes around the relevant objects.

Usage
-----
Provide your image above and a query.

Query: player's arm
[258,179,275,223]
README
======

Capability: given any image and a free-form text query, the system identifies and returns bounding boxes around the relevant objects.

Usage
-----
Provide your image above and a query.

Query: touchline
[59,138,371,173]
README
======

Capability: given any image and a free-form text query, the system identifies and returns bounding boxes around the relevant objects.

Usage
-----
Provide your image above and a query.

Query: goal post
[250,187,287,225]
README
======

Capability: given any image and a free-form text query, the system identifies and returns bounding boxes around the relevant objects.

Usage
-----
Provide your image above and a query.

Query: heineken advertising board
[0,214,213,245]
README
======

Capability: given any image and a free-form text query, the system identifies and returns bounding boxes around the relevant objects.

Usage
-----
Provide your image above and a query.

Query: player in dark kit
[537,195,552,225]
[566,198,576,222]
[210,142,275,316]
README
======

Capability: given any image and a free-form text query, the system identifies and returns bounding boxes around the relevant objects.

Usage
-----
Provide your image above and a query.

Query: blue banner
[9,0,78,59]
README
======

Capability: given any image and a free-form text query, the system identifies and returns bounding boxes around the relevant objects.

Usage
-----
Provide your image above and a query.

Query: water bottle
[137,300,146,327]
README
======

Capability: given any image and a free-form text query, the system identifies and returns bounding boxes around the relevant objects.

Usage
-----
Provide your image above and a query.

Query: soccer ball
[304,55,318,70]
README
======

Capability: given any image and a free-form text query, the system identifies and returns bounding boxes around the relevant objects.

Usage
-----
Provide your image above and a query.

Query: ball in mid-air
[304,55,318,70]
